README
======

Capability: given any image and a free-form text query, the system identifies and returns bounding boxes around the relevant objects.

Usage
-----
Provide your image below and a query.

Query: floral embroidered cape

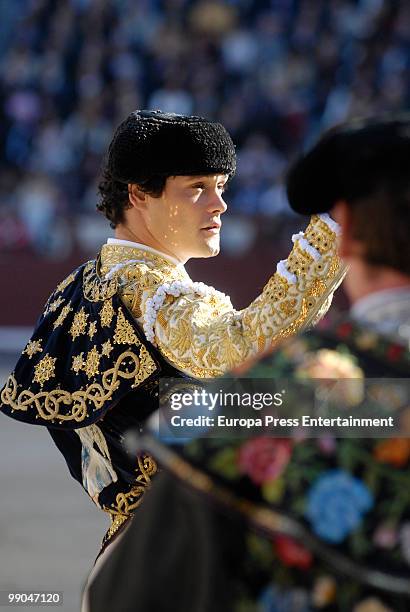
[140,319,410,611]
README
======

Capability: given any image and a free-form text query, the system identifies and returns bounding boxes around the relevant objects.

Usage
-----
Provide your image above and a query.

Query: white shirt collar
[106,238,183,267]
[351,286,410,320]
[351,286,410,342]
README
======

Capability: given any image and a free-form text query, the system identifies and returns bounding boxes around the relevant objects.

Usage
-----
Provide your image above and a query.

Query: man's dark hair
[97,169,167,229]
[286,115,410,276]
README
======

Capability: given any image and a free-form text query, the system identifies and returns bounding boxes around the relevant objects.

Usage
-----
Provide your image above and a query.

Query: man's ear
[331,200,354,258]
[128,184,148,210]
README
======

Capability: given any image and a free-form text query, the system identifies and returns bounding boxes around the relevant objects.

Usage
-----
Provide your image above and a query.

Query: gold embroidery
[45,296,64,315]
[33,354,57,387]
[287,243,314,277]
[101,340,113,357]
[98,217,344,379]
[99,244,186,276]
[257,335,266,352]
[169,318,192,354]
[85,347,100,379]
[1,349,157,423]
[53,304,73,329]
[159,344,221,378]
[56,272,77,294]
[88,321,97,340]
[23,340,43,359]
[156,311,168,329]
[83,261,118,302]
[99,245,189,317]
[280,299,297,317]
[69,307,89,340]
[276,297,310,341]
[132,345,157,387]
[114,308,139,345]
[328,255,341,278]
[102,454,158,545]
[304,215,336,255]
[71,353,84,374]
[100,299,115,327]
[307,279,327,297]
[263,275,290,301]
[131,289,143,319]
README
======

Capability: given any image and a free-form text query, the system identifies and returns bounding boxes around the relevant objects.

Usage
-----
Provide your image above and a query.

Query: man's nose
[209,191,227,214]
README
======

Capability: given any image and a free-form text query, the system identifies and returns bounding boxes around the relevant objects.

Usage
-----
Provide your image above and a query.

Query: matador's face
[142,174,228,263]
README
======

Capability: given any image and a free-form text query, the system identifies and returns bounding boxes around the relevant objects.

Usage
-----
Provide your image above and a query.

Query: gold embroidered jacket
[100,214,345,378]
[0,212,344,553]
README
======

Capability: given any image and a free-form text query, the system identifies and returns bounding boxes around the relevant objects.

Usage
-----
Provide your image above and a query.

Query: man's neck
[114,226,187,264]
[346,260,410,306]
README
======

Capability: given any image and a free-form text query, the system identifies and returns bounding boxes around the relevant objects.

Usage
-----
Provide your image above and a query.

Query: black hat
[107,110,236,183]
[286,115,410,214]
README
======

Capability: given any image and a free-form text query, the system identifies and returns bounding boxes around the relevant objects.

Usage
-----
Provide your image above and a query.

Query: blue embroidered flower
[306,469,373,543]
[258,584,310,612]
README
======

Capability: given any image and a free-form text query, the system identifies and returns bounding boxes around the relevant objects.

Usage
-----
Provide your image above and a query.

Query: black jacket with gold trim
[0,260,184,549]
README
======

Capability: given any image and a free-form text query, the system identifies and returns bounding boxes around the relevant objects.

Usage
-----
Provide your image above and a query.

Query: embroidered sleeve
[124,214,345,378]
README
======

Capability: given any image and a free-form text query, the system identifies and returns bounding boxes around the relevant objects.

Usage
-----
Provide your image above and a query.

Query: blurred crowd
[0,0,409,257]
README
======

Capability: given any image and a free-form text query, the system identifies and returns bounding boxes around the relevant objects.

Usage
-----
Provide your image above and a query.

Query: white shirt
[351,286,410,342]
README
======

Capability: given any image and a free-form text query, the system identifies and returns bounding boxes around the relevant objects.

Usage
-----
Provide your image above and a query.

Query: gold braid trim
[101,454,158,548]
[1,349,157,424]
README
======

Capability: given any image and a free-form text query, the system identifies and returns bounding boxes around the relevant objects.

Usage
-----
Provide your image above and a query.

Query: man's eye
[218,184,228,193]
[191,184,205,190]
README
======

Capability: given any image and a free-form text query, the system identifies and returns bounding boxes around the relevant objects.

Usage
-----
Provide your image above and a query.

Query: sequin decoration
[83,261,118,302]
[100,300,115,328]
[114,308,139,345]
[23,340,43,359]
[45,296,64,316]
[85,347,101,379]
[71,353,85,374]
[33,354,57,387]
[53,304,73,329]
[101,340,113,357]
[56,271,77,294]
[88,321,97,340]
[70,307,89,340]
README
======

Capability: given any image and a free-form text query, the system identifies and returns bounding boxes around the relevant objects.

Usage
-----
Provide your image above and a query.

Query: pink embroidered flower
[237,437,292,485]
[317,435,337,455]
[373,524,398,549]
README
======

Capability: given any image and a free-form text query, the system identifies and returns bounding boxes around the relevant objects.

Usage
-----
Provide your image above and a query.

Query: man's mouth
[201,222,221,234]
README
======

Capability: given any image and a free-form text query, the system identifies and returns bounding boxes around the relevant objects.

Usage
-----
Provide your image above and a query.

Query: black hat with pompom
[286,115,410,214]
[107,110,236,182]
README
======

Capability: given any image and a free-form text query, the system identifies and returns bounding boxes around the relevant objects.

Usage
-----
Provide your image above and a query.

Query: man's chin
[203,239,220,258]
[193,241,220,259]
